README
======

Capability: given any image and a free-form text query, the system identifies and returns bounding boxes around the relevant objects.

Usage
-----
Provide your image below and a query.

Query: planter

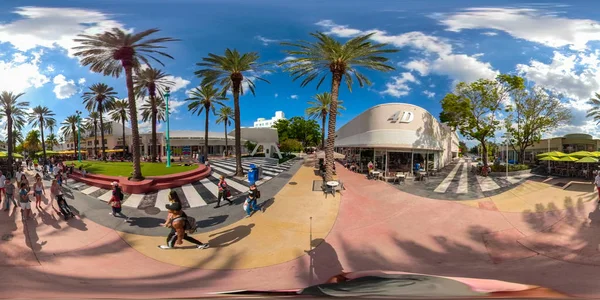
[488,169,532,177]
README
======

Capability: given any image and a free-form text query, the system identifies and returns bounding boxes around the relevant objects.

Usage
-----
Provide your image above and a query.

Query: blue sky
[0,0,599,147]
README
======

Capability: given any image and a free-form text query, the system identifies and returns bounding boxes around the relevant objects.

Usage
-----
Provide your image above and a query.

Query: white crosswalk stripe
[182,183,207,207]
[99,190,113,202]
[123,193,144,208]
[81,186,100,195]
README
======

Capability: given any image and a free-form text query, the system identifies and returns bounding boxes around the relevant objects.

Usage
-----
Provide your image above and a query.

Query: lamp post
[505,133,511,178]
[76,110,82,162]
[165,87,171,168]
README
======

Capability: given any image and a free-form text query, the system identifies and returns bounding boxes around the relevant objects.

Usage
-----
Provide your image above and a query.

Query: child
[3,178,14,211]
[108,182,130,222]
[19,182,32,220]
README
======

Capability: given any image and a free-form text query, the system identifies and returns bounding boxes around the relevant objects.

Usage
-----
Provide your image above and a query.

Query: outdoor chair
[335,181,344,195]
[383,172,396,182]
[322,183,335,198]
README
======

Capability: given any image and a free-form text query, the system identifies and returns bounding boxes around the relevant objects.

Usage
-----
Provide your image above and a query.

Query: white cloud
[482,31,498,36]
[381,72,418,97]
[423,90,435,98]
[78,78,86,85]
[255,35,279,45]
[274,93,278,98]
[316,20,498,87]
[52,74,77,99]
[12,53,27,63]
[0,55,49,93]
[46,65,55,72]
[438,7,600,50]
[290,95,298,99]
[164,76,190,93]
[0,6,127,55]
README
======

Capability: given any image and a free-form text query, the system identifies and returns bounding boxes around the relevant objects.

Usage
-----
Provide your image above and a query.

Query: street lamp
[76,110,82,162]
[505,133,511,178]
[164,87,171,168]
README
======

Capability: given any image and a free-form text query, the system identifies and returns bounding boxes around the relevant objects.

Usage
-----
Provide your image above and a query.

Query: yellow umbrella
[569,151,594,158]
[539,156,560,161]
[537,151,566,158]
[557,156,579,162]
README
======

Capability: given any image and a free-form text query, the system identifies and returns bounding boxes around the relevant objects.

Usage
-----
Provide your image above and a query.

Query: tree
[272,119,291,142]
[45,133,58,151]
[245,140,257,153]
[0,91,29,175]
[186,84,227,160]
[140,95,166,159]
[61,115,80,152]
[458,141,468,157]
[195,49,270,177]
[279,138,303,154]
[506,87,571,163]
[439,74,524,167]
[135,67,174,162]
[46,118,56,136]
[288,116,321,147]
[280,32,398,181]
[73,28,178,180]
[215,106,233,156]
[12,129,24,152]
[469,146,478,155]
[86,111,101,157]
[28,105,55,162]
[82,83,117,160]
[110,100,130,156]
[23,130,41,155]
[306,92,345,149]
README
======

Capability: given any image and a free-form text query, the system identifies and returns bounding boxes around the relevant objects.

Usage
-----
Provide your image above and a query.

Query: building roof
[169,130,237,139]
[228,127,279,143]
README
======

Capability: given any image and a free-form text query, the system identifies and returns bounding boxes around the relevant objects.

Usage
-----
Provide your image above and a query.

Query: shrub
[279,139,303,154]
[490,164,530,172]
[279,154,296,164]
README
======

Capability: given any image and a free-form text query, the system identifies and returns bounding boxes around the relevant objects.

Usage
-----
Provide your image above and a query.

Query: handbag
[226,189,231,198]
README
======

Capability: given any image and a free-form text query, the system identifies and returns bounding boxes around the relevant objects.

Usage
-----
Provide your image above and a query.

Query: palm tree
[73,28,178,180]
[110,100,130,156]
[280,33,398,181]
[0,91,29,175]
[215,106,234,157]
[46,118,56,135]
[45,133,58,151]
[134,67,174,162]
[195,49,270,176]
[12,129,23,151]
[28,105,55,162]
[186,84,227,161]
[82,83,117,160]
[61,115,80,153]
[86,111,101,157]
[141,96,167,158]
[306,92,346,150]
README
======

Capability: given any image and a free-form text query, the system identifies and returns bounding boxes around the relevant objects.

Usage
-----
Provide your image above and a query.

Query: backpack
[255,190,261,199]
[185,216,197,234]
[116,187,124,200]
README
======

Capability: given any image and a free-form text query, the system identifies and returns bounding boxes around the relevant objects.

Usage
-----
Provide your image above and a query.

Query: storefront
[334,103,459,174]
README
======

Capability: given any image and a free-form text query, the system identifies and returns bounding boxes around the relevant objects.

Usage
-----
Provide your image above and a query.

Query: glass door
[375,150,387,174]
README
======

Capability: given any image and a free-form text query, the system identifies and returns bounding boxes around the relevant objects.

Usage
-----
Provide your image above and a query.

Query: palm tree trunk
[232,81,243,177]
[124,65,143,180]
[325,73,343,182]
[40,119,46,162]
[204,105,210,161]
[99,104,106,161]
[93,121,98,158]
[122,120,126,158]
[151,108,157,162]
[321,114,326,150]
[72,125,77,153]
[7,114,13,177]
[224,121,228,157]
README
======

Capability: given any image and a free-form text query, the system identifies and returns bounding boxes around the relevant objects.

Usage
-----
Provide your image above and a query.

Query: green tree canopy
[273,117,321,147]
[279,139,303,154]
[440,74,524,166]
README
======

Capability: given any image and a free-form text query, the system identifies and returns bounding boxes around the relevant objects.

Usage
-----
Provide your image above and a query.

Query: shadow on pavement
[306,238,344,286]
[38,206,61,229]
[126,216,164,228]
[261,198,275,212]
[197,215,228,228]
[23,217,47,252]
[208,223,255,247]
[64,206,88,231]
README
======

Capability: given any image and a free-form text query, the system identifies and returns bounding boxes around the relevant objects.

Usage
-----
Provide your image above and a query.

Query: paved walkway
[2,159,600,297]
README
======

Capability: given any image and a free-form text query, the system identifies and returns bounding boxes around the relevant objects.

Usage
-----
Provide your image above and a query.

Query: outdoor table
[429,169,438,176]
[418,171,428,181]
[395,173,405,184]
[372,171,381,180]
[327,181,339,196]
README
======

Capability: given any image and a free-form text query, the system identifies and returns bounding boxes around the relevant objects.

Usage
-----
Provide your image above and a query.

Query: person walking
[33,176,45,210]
[244,183,262,218]
[159,190,209,250]
[3,177,14,211]
[215,175,233,208]
[15,168,22,188]
[108,182,130,222]
[0,171,6,207]
[19,182,33,220]
[51,179,74,220]
[594,171,600,204]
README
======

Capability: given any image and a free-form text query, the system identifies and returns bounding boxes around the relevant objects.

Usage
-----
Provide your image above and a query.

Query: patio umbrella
[557,156,579,162]
[537,151,567,158]
[35,150,60,156]
[568,151,594,158]
[539,156,560,161]
[576,156,599,163]
[592,151,600,157]
[0,152,23,158]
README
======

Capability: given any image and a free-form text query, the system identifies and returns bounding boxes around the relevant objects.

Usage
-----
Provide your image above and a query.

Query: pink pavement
[1,163,600,298]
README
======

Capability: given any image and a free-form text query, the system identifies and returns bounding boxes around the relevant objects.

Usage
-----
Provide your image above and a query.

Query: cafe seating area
[538,151,600,179]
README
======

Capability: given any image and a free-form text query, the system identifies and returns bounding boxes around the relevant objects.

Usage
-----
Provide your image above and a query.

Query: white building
[253,111,286,128]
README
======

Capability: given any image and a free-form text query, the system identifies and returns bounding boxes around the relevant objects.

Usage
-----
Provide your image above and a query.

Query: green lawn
[66,161,198,177]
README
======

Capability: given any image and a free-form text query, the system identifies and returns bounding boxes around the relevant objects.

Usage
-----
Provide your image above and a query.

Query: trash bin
[256,165,263,179]
[248,164,258,185]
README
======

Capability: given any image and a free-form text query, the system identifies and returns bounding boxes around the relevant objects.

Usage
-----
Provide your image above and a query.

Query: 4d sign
[387,111,414,123]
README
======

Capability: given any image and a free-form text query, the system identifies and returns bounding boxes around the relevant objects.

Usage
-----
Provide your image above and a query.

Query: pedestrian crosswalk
[34,157,297,211]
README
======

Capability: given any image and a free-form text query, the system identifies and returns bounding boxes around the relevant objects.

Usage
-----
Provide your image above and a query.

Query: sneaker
[197,244,209,249]
[109,212,114,216]
[158,245,172,250]
[245,215,250,218]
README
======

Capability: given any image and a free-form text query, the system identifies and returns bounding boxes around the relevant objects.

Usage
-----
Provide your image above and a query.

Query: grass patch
[279,154,296,164]
[66,160,198,177]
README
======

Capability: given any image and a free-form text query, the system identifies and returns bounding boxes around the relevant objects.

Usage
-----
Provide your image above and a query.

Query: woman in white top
[33,176,45,210]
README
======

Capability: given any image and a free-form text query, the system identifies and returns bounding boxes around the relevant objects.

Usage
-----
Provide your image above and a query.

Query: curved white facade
[335,103,459,171]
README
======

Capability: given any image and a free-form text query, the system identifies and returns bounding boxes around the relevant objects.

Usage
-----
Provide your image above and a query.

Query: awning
[316,151,345,159]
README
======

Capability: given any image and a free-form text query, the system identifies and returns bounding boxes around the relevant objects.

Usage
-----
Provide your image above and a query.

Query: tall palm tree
[110,100,130,156]
[195,49,270,176]
[215,106,234,157]
[82,83,117,160]
[134,67,174,162]
[61,115,80,153]
[306,92,346,150]
[45,133,58,151]
[73,28,178,180]
[0,91,29,175]
[140,95,167,161]
[186,84,227,160]
[586,93,600,124]
[12,129,23,152]
[46,118,56,136]
[280,33,398,181]
[28,105,55,162]
[86,111,101,157]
